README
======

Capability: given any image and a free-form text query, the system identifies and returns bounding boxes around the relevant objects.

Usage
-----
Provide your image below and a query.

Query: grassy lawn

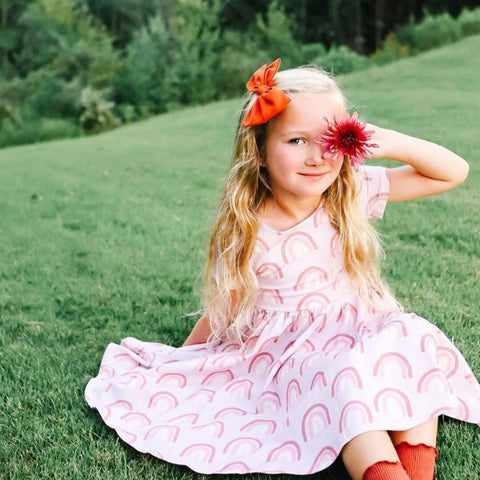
[1,36,479,479]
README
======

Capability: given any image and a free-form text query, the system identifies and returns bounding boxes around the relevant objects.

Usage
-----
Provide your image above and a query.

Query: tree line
[1,0,479,148]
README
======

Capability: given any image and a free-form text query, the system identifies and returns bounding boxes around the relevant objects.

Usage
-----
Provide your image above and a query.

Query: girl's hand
[364,124,469,202]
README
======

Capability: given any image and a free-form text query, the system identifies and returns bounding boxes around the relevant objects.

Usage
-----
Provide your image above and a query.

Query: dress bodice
[250,166,390,312]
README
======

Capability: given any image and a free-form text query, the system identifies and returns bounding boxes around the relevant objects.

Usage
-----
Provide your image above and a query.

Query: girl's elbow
[453,158,469,187]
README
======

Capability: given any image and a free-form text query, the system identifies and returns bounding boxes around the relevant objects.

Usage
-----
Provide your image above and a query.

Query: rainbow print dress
[85,166,480,475]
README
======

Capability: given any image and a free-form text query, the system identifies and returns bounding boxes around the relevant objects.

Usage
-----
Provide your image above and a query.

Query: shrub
[457,7,480,37]
[371,32,411,66]
[313,45,370,75]
[116,14,173,114]
[79,87,120,133]
[406,11,461,53]
[301,43,327,64]
[253,1,301,68]
[215,30,268,99]
[170,0,222,106]
[0,107,81,148]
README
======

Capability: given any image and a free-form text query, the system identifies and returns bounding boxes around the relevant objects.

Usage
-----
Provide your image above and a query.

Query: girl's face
[264,92,345,206]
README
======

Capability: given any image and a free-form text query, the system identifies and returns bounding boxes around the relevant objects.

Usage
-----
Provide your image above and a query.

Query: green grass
[1,36,479,479]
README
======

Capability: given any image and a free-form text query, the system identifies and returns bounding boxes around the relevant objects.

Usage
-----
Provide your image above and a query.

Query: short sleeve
[356,165,390,219]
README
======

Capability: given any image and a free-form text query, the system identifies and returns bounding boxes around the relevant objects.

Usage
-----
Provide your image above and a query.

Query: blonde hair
[203,65,391,343]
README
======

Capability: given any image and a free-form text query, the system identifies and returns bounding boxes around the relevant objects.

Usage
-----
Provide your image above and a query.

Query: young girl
[85,59,480,480]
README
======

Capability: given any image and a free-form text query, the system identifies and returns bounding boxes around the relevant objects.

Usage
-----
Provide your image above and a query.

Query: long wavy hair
[202,65,392,343]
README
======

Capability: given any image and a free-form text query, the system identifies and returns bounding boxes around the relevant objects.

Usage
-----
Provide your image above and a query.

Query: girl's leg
[390,417,438,446]
[391,418,439,480]
[341,430,408,480]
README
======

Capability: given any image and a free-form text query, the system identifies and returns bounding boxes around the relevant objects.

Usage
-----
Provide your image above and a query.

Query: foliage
[313,45,370,75]
[398,11,461,53]
[115,14,173,115]
[213,1,301,100]
[79,86,120,132]
[170,0,222,106]
[301,43,328,64]
[252,0,300,68]
[457,7,480,36]
[1,1,480,148]
[370,32,411,66]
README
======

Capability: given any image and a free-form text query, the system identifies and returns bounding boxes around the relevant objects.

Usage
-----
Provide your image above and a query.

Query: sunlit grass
[1,36,479,479]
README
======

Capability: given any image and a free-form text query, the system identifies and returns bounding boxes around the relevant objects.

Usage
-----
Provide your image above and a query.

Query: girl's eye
[289,138,305,145]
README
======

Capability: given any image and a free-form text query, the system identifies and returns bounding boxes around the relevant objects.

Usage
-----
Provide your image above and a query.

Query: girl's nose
[305,143,325,165]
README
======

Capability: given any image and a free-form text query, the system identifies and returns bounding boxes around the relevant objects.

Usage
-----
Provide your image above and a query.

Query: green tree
[116,13,173,115]
[170,0,222,105]
[253,0,300,67]
[15,0,119,120]
[0,0,32,77]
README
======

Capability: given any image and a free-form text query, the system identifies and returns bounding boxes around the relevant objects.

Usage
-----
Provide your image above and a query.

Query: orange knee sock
[362,460,410,480]
[395,442,438,480]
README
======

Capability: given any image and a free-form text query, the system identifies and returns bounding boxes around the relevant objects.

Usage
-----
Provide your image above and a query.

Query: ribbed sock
[395,442,438,480]
[362,460,410,480]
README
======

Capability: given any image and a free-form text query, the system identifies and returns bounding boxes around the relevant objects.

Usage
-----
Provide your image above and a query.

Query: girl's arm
[368,126,469,202]
[182,315,212,346]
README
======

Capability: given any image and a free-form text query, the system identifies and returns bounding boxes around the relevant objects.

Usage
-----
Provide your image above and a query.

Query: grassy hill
[1,35,479,479]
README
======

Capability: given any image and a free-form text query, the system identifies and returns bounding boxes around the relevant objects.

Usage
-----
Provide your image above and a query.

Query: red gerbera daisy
[316,111,378,170]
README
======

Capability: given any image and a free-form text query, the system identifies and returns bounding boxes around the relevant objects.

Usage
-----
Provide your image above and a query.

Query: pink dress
[85,166,480,475]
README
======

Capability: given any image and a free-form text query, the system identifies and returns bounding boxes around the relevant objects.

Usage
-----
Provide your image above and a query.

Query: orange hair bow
[242,58,291,127]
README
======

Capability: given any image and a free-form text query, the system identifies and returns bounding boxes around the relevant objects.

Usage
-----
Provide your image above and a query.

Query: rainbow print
[219,461,251,474]
[257,391,281,413]
[293,266,328,291]
[437,346,459,378]
[165,413,199,425]
[180,443,216,464]
[255,262,284,279]
[118,371,147,389]
[331,367,363,397]
[374,388,413,417]
[417,368,451,394]
[223,437,263,455]
[308,446,338,474]
[267,441,302,462]
[201,369,234,387]
[156,372,187,388]
[106,399,133,412]
[98,365,115,380]
[148,391,179,412]
[225,379,254,400]
[117,428,138,444]
[339,401,373,433]
[144,425,180,442]
[420,333,437,357]
[258,288,284,305]
[213,407,247,419]
[240,419,277,435]
[281,232,318,263]
[296,291,331,310]
[112,352,139,369]
[187,388,215,406]
[248,352,274,374]
[310,371,328,391]
[286,379,302,412]
[192,421,225,438]
[302,403,331,441]
[322,333,356,354]
[373,352,413,380]
[120,411,152,427]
